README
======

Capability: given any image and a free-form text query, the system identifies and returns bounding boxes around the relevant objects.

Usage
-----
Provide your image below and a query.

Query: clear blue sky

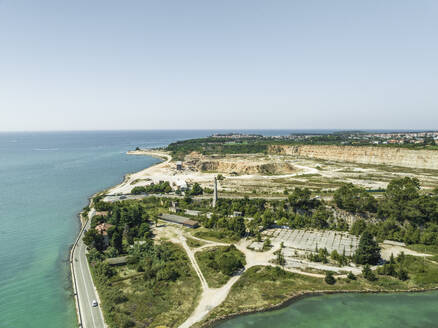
[1,1,437,131]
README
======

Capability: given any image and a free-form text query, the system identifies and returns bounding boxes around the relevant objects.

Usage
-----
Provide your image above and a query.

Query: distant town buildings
[211,133,263,139]
[209,131,438,146]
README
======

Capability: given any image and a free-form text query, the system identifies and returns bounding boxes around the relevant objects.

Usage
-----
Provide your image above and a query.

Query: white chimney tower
[213,177,218,208]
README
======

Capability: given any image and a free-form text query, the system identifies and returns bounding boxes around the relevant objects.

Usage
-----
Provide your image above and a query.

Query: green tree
[378,177,421,222]
[263,238,272,250]
[228,216,246,237]
[189,183,203,196]
[350,219,367,236]
[131,186,147,194]
[95,262,115,279]
[139,222,151,238]
[311,208,330,229]
[325,271,336,285]
[183,194,193,205]
[111,229,123,254]
[354,231,381,265]
[276,250,286,267]
[334,183,377,213]
[397,267,409,281]
[217,252,244,276]
[362,264,377,281]
[288,188,315,210]
[83,229,105,252]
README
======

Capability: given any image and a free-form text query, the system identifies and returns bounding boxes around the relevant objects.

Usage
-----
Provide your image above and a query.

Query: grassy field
[186,237,206,248]
[116,275,200,328]
[92,243,201,328]
[195,246,246,288]
[196,255,438,327]
[407,244,438,255]
[193,228,241,244]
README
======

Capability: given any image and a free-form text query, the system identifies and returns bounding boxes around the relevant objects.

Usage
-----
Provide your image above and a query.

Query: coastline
[70,149,168,327]
[126,149,170,161]
[78,149,169,226]
[106,149,171,195]
[70,148,438,328]
[201,287,438,328]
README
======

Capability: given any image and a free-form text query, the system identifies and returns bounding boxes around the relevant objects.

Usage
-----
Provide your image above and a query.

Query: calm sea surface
[0,130,436,328]
[0,130,209,327]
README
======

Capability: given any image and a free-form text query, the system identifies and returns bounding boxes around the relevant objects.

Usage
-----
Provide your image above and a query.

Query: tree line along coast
[77,138,438,328]
[166,131,438,160]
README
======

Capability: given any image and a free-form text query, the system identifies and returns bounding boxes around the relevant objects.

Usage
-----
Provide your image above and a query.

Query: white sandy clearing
[108,150,220,195]
[380,244,431,261]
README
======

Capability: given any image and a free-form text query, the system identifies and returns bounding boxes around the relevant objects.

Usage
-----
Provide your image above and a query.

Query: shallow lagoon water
[215,291,438,328]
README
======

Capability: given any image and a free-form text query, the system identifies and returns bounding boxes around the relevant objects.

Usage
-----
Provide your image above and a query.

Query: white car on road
[91,300,98,307]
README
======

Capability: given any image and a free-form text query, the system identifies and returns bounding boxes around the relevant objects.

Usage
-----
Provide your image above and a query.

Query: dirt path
[156,224,370,327]
[177,230,343,328]
[178,231,209,290]
[152,225,243,328]
[176,230,244,328]
[154,224,362,327]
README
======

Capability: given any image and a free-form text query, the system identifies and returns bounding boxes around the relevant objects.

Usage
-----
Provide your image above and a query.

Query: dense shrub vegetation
[84,199,201,328]
[131,181,172,194]
[196,245,246,287]
[345,178,438,246]
[334,183,377,213]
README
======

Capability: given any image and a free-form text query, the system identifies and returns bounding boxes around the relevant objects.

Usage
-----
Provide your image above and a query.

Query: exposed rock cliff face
[268,145,438,170]
[196,160,295,175]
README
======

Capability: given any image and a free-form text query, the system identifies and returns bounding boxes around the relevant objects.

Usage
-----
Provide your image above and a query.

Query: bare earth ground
[106,149,437,328]
[109,150,438,196]
[380,244,431,260]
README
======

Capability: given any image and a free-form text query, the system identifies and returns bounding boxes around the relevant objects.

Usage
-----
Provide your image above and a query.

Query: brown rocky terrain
[183,152,296,175]
[269,145,438,170]
[195,159,295,175]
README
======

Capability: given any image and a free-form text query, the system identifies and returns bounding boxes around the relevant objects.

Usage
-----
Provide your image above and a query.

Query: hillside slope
[269,145,438,170]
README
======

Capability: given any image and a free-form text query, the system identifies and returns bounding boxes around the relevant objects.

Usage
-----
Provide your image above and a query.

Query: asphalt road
[72,213,106,328]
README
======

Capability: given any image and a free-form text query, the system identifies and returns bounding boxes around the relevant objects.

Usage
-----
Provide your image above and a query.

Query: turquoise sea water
[0,131,211,328]
[1,130,437,328]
